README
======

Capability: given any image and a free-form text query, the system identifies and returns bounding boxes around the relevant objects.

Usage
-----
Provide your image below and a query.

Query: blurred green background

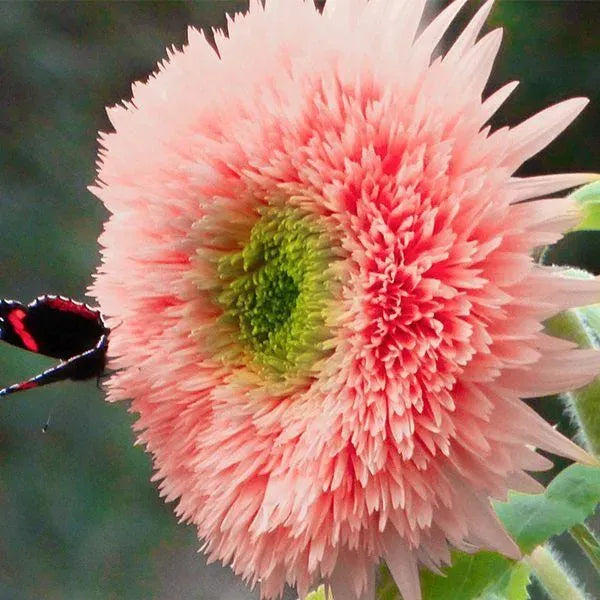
[0,2,598,599]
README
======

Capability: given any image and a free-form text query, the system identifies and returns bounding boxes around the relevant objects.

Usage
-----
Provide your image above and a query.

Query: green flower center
[216,208,336,376]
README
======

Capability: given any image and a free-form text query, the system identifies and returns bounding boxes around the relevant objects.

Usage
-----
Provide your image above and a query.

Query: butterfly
[0,295,109,396]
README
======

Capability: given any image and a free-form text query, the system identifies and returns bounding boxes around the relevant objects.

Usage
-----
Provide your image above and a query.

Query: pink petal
[382,530,422,600]
[445,0,496,60]
[480,81,519,125]
[455,29,503,98]
[503,98,589,169]
[510,173,599,202]
[411,0,470,64]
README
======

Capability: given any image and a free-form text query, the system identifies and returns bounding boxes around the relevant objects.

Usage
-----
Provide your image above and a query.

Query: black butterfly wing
[0,300,38,353]
[0,295,107,360]
[0,334,109,396]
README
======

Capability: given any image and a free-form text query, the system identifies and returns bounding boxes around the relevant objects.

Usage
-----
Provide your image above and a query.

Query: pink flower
[91,1,600,598]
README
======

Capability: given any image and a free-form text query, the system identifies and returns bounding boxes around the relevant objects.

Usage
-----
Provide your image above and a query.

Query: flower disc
[196,205,341,379]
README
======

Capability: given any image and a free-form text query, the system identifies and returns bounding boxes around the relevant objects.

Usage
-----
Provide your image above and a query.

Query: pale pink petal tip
[505,98,589,167]
[89,0,597,598]
[510,173,600,202]
[413,0,469,61]
[446,0,496,61]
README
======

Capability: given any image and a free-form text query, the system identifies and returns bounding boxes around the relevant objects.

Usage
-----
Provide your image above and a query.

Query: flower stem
[570,523,600,573]
[544,299,600,456]
[527,546,587,600]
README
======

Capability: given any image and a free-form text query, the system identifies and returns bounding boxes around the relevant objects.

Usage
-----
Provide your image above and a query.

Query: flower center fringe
[215,208,337,376]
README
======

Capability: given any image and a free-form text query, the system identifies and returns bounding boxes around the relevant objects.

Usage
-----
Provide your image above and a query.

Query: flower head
[91,1,600,598]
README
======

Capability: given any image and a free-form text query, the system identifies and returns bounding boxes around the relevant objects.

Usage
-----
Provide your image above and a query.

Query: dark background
[0,2,598,599]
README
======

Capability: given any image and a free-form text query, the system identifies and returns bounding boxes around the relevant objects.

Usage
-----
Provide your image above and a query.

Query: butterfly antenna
[41,413,51,433]
[41,398,60,433]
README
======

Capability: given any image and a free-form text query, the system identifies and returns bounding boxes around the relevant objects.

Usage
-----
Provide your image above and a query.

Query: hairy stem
[545,301,600,456]
[570,523,600,573]
[527,546,587,600]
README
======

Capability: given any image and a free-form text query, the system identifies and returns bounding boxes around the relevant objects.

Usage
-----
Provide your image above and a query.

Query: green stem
[544,290,600,456]
[527,546,586,600]
[570,523,600,573]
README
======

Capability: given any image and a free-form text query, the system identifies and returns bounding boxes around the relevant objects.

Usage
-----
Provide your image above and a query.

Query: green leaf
[305,586,327,600]
[501,561,531,600]
[494,464,600,554]
[422,553,529,600]
[572,180,600,231]
[377,565,402,600]
[377,554,530,600]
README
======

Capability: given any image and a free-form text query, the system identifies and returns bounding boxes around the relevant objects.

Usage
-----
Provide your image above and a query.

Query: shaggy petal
[91,1,599,599]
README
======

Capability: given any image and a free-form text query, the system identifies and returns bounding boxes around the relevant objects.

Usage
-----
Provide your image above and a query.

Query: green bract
[216,208,337,376]
[572,180,600,231]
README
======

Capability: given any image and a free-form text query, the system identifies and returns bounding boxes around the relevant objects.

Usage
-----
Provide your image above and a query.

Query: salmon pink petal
[381,532,421,600]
